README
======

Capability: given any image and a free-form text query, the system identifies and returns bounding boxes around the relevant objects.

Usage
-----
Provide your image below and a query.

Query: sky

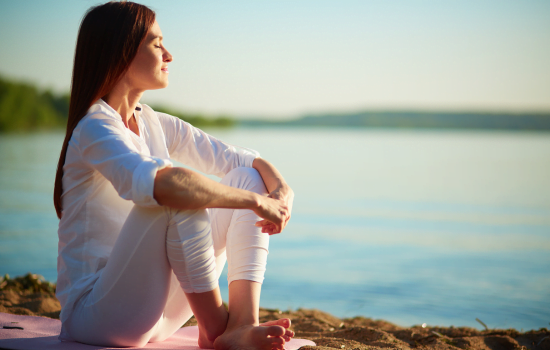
[0,0,549,119]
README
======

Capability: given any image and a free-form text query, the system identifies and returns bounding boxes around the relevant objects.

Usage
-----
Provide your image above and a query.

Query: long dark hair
[53,1,155,219]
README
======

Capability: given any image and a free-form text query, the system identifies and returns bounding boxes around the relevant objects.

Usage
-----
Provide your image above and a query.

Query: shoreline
[1,274,549,350]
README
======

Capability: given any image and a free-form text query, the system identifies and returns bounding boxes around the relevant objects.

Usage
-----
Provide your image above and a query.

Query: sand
[1,274,548,350]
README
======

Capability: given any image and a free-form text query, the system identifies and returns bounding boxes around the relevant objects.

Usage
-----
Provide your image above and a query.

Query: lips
[161,67,169,73]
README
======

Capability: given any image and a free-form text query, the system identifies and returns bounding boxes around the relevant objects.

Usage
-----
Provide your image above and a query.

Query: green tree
[0,76,68,132]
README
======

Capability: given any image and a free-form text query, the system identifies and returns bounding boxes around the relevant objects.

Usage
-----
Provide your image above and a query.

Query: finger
[263,224,279,235]
[278,217,289,232]
[260,222,275,230]
[255,219,270,227]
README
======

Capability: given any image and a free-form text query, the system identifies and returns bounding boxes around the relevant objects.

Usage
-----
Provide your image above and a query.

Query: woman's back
[56,99,171,325]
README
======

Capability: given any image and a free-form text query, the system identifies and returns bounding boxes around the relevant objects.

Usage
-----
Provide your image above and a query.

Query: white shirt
[56,99,258,327]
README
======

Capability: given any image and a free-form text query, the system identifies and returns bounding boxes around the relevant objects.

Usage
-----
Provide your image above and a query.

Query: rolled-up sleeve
[156,112,259,177]
[78,115,172,207]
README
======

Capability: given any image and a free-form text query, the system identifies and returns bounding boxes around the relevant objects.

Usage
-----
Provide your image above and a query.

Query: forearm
[252,158,293,233]
[153,167,260,210]
[252,158,290,194]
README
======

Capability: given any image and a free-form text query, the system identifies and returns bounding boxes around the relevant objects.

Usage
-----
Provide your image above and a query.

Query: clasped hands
[254,185,294,235]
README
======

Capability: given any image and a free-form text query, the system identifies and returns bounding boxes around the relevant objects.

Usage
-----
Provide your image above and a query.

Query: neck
[103,83,144,127]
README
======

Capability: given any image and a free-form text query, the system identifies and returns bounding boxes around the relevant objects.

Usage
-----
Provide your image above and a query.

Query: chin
[150,81,169,90]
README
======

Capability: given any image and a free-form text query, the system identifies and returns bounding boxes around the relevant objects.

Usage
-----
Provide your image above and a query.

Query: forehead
[147,20,163,39]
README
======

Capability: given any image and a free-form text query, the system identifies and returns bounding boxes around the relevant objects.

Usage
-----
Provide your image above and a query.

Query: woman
[53,2,294,349]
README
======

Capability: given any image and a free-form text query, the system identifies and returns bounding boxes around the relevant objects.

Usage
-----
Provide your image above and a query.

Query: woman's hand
[254,185,294,235]
[253,195,290,235]
[252,158,294,235]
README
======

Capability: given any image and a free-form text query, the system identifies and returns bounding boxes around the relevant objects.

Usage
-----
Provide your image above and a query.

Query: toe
[270,336,285,350]
[260,318,291,329]
[266,325,285,337]
[272,337,284,345]
[259,320,277,327]
[257,330,284,350]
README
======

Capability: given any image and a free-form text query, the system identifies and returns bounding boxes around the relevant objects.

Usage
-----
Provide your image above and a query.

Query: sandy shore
[1,274,548,350]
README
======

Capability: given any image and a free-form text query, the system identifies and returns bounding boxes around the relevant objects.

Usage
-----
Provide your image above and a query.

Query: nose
[163,48,173,63]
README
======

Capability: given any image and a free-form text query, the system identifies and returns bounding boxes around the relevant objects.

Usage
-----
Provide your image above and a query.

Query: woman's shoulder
[138,103,168,131]
[72,100,127,144]
[139,103,192,133]
[77,100,125,130]
[86,99,122,121]
[140,103,178,124]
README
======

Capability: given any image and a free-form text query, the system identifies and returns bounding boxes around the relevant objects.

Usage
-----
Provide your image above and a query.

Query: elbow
[153,167,193,209]
[153,167,175,207]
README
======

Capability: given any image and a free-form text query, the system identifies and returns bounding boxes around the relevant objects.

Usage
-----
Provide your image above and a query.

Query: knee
[167,208,211,249]
[170,207,209,225]
[224,167,261,182]
[221,167,266,195]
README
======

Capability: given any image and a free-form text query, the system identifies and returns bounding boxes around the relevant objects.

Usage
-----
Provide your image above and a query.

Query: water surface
[0,128,549,331]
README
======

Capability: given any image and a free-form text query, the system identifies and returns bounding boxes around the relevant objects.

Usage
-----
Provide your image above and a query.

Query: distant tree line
[3,75,549,132]
[0,76,69,132]
[150,105,235,128]
[241,110,550,130]
[0,76,234,132]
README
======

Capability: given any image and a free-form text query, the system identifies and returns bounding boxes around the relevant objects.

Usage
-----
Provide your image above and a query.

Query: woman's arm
[252,158,294,234]
[154,111,292,233]
[153,167,290,232]
[156,111,258,177]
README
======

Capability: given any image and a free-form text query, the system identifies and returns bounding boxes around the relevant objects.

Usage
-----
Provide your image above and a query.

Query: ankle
[199,321,226,342]
[226,316,259,330]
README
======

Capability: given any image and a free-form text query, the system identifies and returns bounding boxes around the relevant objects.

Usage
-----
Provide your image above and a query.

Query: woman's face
[125,20,173,91]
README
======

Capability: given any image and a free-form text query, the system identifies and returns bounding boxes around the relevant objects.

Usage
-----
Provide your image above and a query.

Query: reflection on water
[0,129,549,331]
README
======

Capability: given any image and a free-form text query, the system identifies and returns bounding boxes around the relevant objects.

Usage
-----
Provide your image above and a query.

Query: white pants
[66,167,269,347]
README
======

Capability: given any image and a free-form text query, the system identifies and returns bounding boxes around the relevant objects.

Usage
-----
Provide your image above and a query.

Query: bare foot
[213,324,286,350]
[260,318,294,342]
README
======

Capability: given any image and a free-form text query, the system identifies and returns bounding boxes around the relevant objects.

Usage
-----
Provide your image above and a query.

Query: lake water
[0,128,549,331]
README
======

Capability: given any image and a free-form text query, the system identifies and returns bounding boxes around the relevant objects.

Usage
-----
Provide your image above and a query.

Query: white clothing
[65,167,268,347]
[57,100,261,342]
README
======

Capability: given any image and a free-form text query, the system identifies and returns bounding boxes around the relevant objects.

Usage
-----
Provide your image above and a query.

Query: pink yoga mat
[0,313,315,350]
